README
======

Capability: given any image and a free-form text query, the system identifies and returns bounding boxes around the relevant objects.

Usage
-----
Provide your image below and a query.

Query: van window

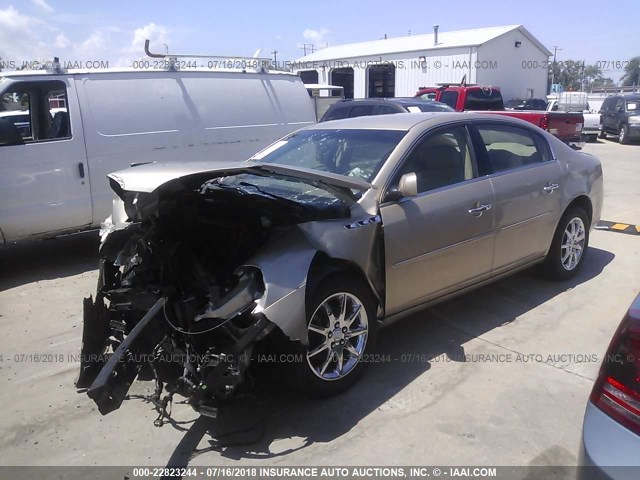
[0,80,70,146]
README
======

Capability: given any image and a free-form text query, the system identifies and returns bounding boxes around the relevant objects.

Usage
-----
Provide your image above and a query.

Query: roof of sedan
[310,111,532,130]
[314,112,454,130]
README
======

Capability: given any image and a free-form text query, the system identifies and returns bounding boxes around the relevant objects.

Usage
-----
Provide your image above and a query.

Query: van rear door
[0,77,91,242]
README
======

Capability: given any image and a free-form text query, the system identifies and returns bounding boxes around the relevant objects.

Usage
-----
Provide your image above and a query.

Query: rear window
[626,100,639,112]
[464,89,504,111]
[321,106,350,122]
[407,102,454,112]
[439,91,458,109]
[349,105,376,118]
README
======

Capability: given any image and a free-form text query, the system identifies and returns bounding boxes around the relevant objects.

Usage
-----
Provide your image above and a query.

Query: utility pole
[550,45,562,93]
[271,50,278,65]
[300,44,315,56]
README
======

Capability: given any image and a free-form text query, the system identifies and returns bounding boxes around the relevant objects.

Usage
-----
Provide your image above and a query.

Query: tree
[549,59,586,91]
[621,56,640,86]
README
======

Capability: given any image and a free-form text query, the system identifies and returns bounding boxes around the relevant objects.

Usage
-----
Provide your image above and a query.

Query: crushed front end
[77,166,354,419]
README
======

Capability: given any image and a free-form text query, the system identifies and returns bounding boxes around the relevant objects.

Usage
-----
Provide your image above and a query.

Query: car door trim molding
[498,211,552,232]
[391,231,494,269]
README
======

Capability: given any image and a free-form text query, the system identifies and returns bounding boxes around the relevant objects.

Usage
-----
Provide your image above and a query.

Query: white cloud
[0,6,49,61]
[54,33,70,49]
[73,31,107,58]
[32,0,54,14]
[302,28,329,46]
[117,22,169,66]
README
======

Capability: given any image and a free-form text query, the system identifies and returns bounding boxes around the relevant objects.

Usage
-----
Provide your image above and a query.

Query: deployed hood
[107,160,372,196]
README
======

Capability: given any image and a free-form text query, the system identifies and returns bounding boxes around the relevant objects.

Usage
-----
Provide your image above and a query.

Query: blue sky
[0,0,637,81]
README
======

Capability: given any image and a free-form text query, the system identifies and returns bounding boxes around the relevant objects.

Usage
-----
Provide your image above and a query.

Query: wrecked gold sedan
[78,113,603,419]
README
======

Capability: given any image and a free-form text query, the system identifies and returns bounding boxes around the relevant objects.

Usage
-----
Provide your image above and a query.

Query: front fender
[245,228,317,345]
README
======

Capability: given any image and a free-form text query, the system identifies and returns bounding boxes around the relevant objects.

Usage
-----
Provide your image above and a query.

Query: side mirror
[384,172,418,202]
[398,172,418,197]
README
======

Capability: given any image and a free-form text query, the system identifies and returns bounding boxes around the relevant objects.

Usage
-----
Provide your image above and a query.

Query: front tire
[598,129,607,139]
[294,273,377,397]
[542,207,590,281]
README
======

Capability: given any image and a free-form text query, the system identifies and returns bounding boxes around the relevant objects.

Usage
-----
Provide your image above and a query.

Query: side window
[476,124,550,174]
[439,91,458,109]
[349,105,376,118]
[0,92,31,145]
[614,98,624,112]
[374,105,399,115]
[321,105,350,122]
[47,88,70,140]
[396,125,475,194]
[0,80,70,147]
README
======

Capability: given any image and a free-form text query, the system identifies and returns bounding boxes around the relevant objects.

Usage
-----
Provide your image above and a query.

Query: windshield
[205,173,346,211]
[250,129,406,183]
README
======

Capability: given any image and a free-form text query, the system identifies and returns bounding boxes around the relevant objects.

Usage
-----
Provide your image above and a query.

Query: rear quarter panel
[551,136,604,226]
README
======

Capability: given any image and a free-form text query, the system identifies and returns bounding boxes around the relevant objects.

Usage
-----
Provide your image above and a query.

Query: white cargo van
[0,65,315,245]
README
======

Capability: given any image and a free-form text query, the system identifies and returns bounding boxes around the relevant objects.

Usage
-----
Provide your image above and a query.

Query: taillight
[590,297,640,436]
[539,114,549,130]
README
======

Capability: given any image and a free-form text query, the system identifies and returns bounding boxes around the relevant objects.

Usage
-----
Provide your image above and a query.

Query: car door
[601,97,617,132]
[380,124,496,315]
[470,122,562,272]
[0,78,91,242]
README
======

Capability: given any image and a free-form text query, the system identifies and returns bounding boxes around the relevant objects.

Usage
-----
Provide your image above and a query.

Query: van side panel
[76,71,315,225]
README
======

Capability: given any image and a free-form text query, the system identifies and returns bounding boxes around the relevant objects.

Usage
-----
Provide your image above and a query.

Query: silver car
[78,113,603,421]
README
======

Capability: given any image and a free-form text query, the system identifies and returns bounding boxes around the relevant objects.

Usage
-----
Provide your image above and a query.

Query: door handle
[543,183,559,193]
[468,204,492,216]
[78,162,85,178]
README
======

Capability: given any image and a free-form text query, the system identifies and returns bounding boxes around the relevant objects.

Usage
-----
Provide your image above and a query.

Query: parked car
[415,84,584,147]
[599,94,640,144]
[505,98,547,110]
[78,113,603,423]
[578,293,640,480]
[0,65,315,245]
[320,97,453,121]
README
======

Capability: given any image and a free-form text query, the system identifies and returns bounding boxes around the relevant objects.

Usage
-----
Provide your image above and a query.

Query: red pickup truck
[415,85,584,147]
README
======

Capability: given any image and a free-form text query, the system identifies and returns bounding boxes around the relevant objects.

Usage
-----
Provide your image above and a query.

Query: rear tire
[619,125,629,145]
[598,129,607,139]
[292,273,377,397]
[542,207,590,281]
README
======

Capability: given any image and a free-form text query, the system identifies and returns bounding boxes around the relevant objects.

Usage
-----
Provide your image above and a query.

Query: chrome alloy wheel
[561,217,586,271]
[306,292,368,381]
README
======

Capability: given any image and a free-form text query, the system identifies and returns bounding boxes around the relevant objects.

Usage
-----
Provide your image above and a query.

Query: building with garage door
[294,25,551,102]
